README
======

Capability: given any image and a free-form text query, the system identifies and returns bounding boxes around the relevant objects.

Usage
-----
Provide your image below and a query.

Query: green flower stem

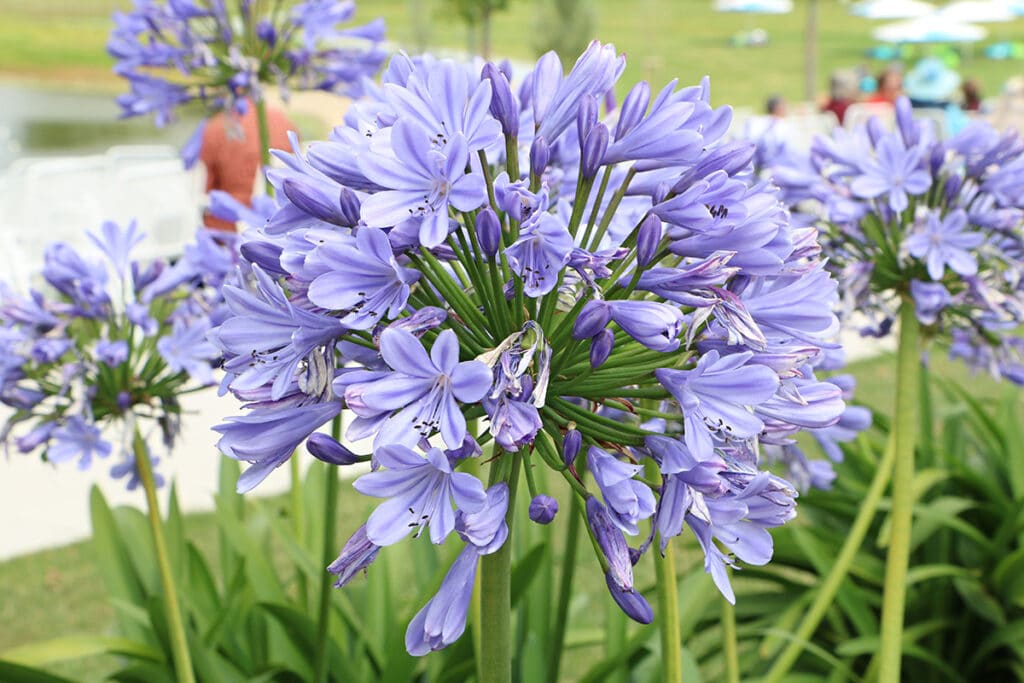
[480,451,523,683]
[291,455,307,607]
[877,298,921,682]
[313,415,343,683]
[761,435,897,683]
[589,167,636,250]
[546,494,581,683]
[254,97,274,197]
[721,598,740,683]
[579,166,613,248]
[133,429,195,683]
[642,458,683,683]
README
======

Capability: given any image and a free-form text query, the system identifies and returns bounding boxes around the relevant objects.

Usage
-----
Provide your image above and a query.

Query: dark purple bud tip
[529,495,559,524]
[530,136,550,179]
[328,525,381,589]
[483,63,519,137]
[586,496,634,591]
[572,300,611,340]
[577,94,599,143]
[307,432,360,466]
[605,571,654,624]
[590,328,615,369]
[562,428,582,468]
[476,207,501,258]
[636,214,662,268]
[116,391,133,411]
[240,240,285,276]
[581,122,609,179]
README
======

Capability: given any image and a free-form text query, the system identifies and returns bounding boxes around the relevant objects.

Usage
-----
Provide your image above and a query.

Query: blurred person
[867,67,903,105]
[822,69,860,125]
[199,100,295,231]
[904,57,960,109]
[962,79,983,112]
[766,94,787,118]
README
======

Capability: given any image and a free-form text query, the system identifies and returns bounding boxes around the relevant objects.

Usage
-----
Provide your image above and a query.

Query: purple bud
[563,428,582,468]
[635,213,662,267]
[590,328,615,368]
[604,572,654,624]
[943,172,963,205]
[615,81,651,140]
[498,59,514,81]
[572,300,611,340]
[240,240,286,276]
[577,94,599,143]
[483,63,519,137]
[604,88,617,115]
[16,422,55,453]
[586,496,634,591]
[866,117,885,147]
[476,207,501,258]
[328,525,381,588]
[581,123,609,179]
[528,495,559,524]
[117,391,133,411]
[256,19,276,46]
[181,119,207,170]
[339,188,362,227]
[530,136,549,178]
[307,433,360,465]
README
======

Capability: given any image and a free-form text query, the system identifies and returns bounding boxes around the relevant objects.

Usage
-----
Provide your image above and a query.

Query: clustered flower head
[210,42,857,654]
[770,97,1024,382]
[0,222,238,487]
[108,0,386,127]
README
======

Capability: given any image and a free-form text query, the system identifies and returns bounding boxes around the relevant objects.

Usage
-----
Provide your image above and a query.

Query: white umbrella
[873,16,988,43]
[937,0,1016,22]
[849,0,936,20]
[713,0,793,13]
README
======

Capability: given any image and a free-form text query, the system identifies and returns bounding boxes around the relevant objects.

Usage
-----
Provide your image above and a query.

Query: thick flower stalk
[764,98,1024,681]
[210,43,849,678]
[108,0,386,164]
[0,222,242,683]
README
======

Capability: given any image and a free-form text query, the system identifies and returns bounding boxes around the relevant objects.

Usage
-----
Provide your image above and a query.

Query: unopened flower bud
[572,300,611,340]
[590,329,615,368]
[577,94,599,143]
[476,207,501,258]
[586,496,634,591]
[328,525,381,588]
[338,188,362,227]
[256,19,276,46]
[636,213,662,267]
[563,428,582,468]
[529,495,559,524]
[604,571,654,624]
[530,136,549,179]
[240,240,285,276]
[483,63,519,137]
[616,81,651,140]
[581,123,609,179]
[307,433,360,465]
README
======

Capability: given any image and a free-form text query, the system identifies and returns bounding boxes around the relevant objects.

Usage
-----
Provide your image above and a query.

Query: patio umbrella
[873,16,988,43]
[713,0,793,13]
[849,0,936,20]
[937,0,1015,22]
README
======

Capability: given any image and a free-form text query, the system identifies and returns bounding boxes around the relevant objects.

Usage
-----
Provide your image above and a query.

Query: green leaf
[992,547,1024,608]
[0,660,77,683]
[89,486,148,640]
[953,576,1006,626]
[0,636,162,667]
[511,543,547,608]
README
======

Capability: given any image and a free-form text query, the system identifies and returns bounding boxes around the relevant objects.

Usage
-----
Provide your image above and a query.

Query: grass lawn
[3,0,1024,108]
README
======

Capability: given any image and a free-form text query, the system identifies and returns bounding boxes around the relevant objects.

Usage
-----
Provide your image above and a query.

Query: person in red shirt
[822,69,860,125]
[867,68,903,105]
[199,101,295,231]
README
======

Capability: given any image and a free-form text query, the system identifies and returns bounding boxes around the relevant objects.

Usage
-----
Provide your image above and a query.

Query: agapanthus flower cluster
[0,222,238,487]
[211,42,852,654]
[108,0,386,137]
[769,98,1024,381]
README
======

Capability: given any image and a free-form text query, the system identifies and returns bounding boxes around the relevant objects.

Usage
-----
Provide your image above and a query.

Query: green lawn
[3,0,1024,107]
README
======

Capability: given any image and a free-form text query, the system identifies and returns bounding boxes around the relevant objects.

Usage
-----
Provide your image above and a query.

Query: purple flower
[529,494,559,524]
[504,213,575,297]
[910,279,952,325]
[906,209,983,281]
[96,339,129,366]
[328,525,381,588]
[606,300,684,352]
[604,571,654,624]
[214,401,341,493]
[306,432,360,465]
[456,483,509,553]
[110,449,165,491]
[405,545,478,656]
[306,228,420,329]
[157,318,219,384]
[585,495,635,592]
[850,134,931,212]
[181,120,207,169]
[87,220,145,280]
[656,350,780,457]
[587,446,656,535]
[47,417,113,470]
[341,328,492,449]
[360,122,487,247]
[353,444,487,545]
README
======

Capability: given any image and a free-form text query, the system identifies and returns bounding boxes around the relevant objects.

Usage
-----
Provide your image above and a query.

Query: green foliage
[531,0,595,62]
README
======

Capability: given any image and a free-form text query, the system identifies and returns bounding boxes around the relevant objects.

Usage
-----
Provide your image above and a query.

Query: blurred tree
[444,0,510,59]
[532,0,595,61]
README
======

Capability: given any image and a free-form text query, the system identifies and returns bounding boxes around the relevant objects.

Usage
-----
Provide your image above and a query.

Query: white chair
[844,102,896,132]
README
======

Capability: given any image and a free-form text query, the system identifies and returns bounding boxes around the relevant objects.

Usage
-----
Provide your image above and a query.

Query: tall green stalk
[653,542,682,682]
[480,451,522,683]
[254,97,274,197]
[721,599,740,683]
[313,416,343,683]
[133,429,195,683]
[546,495,581,683]
[877,299,921,681]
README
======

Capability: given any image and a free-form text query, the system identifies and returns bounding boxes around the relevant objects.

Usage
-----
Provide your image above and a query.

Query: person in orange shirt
[198,101,295,231]
[867,68,903,105]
